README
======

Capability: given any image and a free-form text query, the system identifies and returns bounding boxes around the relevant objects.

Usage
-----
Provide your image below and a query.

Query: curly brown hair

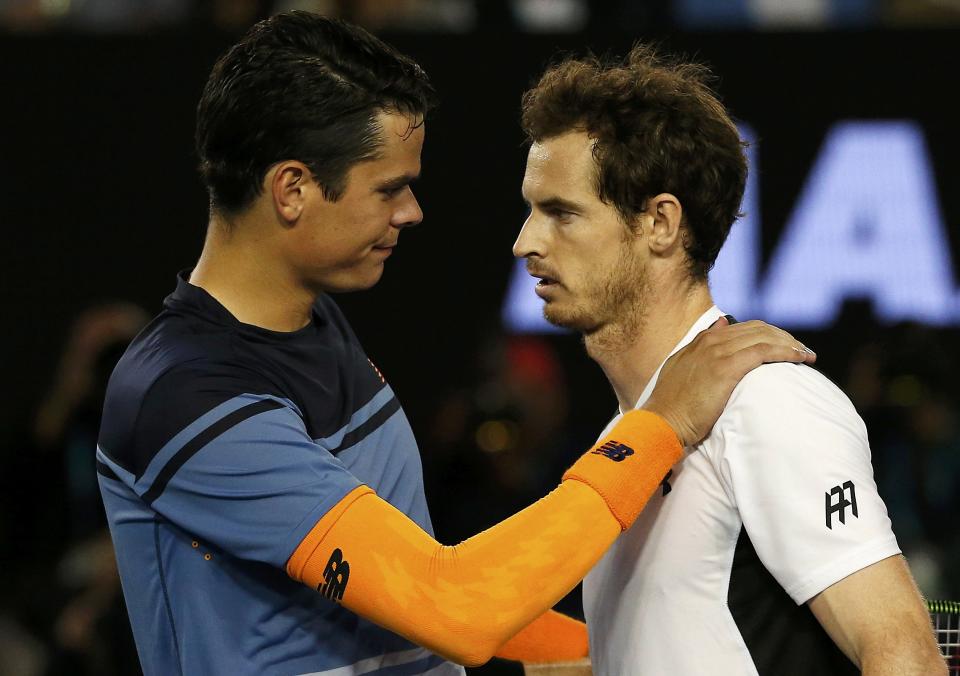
[521,44,747,280]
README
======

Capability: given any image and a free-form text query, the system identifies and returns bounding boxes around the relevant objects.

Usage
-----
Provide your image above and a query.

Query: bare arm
[808,555,946,675]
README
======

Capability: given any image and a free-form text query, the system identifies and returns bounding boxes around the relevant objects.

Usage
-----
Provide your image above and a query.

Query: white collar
[626,305,727,413]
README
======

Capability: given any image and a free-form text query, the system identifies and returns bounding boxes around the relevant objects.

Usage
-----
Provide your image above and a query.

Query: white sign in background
[503,121,958,331]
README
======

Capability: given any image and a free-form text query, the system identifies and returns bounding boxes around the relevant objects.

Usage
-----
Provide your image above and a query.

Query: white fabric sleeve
[710,362,901,605]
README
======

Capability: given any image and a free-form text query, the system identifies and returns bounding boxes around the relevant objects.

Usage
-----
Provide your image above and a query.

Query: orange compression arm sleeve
[495,610,589,663]
[286,409,680,667]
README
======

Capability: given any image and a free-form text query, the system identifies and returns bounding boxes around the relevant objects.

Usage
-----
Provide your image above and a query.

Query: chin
[543,303,599,333]
[316,267,385,294]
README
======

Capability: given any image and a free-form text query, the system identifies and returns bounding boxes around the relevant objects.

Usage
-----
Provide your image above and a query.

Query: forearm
[812,598,946,675]
[495,610,588,663]
[287,410,680,666]
[289,482,617,666]
[809,556,946,676]
[860,635,947,676]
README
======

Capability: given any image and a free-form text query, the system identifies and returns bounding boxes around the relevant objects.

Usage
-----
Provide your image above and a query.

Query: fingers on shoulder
[723,342,807,379]
[721,321,809,357]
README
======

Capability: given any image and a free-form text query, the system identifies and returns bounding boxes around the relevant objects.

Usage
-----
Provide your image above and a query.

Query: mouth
[372,242,397,256]
[531,273,561,298]
[529,270,560,288]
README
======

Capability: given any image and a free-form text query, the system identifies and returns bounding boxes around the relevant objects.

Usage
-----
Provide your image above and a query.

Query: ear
[268,161,312,225]
[643,193,683,255]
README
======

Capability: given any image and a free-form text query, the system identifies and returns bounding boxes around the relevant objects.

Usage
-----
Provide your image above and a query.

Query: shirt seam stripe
[154,518,185,676]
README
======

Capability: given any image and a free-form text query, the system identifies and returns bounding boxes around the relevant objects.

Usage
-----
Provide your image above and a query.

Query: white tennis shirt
[583,306,901,675]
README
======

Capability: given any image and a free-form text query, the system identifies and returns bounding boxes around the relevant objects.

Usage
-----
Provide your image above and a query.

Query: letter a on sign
[762,122,956,327]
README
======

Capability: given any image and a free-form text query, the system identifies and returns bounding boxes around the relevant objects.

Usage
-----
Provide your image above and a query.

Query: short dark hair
[195,12,438,214]
[521,44,747,279]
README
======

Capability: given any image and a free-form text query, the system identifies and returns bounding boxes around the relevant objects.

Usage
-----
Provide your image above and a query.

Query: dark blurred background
[1,1,959,674]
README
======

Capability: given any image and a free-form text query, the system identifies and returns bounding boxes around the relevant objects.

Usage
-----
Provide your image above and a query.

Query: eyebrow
[522,195,586,213]
[375,173,420,192]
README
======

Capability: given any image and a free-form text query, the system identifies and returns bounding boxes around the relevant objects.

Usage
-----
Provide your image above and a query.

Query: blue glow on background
[760,121,957,327]
[502,120,958,332]
[502,257,567,333]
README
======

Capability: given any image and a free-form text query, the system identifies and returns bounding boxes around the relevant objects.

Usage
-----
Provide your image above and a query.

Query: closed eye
[377,173,419,199]
[546,207,574,221]
[524,196,583,222]
[380,186,405,198]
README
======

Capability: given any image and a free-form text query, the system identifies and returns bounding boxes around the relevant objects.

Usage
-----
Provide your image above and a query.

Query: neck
[189,214,316,332]
[585,274,713,413]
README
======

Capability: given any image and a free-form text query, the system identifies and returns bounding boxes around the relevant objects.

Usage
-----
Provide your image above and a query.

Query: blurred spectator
[510,0,588,32]
[33,303,149,541]
[4,0,960,32]
[844,322,960,599]
[332,0,477,32]
[0,0,193,32]
[885,0,960,25]
[207,0,269,32]
[422,334,576,542]
[0,614,47,676]
[0,0,478,32]
[4,303,148,676]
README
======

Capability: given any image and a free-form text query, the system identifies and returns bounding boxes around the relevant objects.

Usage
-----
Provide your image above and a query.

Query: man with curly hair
[514,45,945,676]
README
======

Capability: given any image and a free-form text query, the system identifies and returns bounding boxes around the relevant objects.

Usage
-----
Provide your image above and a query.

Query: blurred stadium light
[673,0,878,28]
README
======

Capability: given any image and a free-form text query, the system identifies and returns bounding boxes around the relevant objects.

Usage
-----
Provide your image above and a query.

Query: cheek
[571,247,621,295]
[357,206,393,240]
[563,249,599,286]
[331,212,387,254]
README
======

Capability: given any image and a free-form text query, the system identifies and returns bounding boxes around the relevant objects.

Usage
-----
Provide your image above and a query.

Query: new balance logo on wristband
[592,440,635,462]
[318,548,350,602]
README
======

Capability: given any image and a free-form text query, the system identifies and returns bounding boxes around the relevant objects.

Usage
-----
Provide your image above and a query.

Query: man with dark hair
[96,15,816,676]
[515,45,945,675]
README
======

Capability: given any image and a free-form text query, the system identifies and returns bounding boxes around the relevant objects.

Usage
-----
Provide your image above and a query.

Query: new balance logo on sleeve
[592,440,635,462]
[319,548,350,602]
[825,481,858,529]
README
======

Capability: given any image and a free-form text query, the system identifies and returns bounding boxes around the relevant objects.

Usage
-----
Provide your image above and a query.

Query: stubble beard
[542,244,649,352]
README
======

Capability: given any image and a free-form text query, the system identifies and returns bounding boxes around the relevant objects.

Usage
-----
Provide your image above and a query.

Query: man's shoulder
[99,313,283,475]
[105,311,263,416]
[707,362,867,457]
[726,362,858,419]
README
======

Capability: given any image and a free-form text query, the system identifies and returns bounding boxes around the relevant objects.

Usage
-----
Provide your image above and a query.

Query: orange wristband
[562,409,682,530]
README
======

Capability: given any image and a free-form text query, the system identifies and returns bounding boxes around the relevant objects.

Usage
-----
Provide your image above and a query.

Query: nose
[512,211,543,259]
[391,188,423,229]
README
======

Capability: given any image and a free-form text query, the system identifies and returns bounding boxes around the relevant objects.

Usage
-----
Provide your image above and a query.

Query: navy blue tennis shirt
[96,272,463,676]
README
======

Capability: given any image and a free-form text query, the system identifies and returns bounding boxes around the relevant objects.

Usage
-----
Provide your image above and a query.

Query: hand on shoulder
[644,318,816,446]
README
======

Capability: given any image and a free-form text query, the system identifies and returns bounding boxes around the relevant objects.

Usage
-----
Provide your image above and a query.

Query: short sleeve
[711,363,901,605]
[121,367,362,569]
